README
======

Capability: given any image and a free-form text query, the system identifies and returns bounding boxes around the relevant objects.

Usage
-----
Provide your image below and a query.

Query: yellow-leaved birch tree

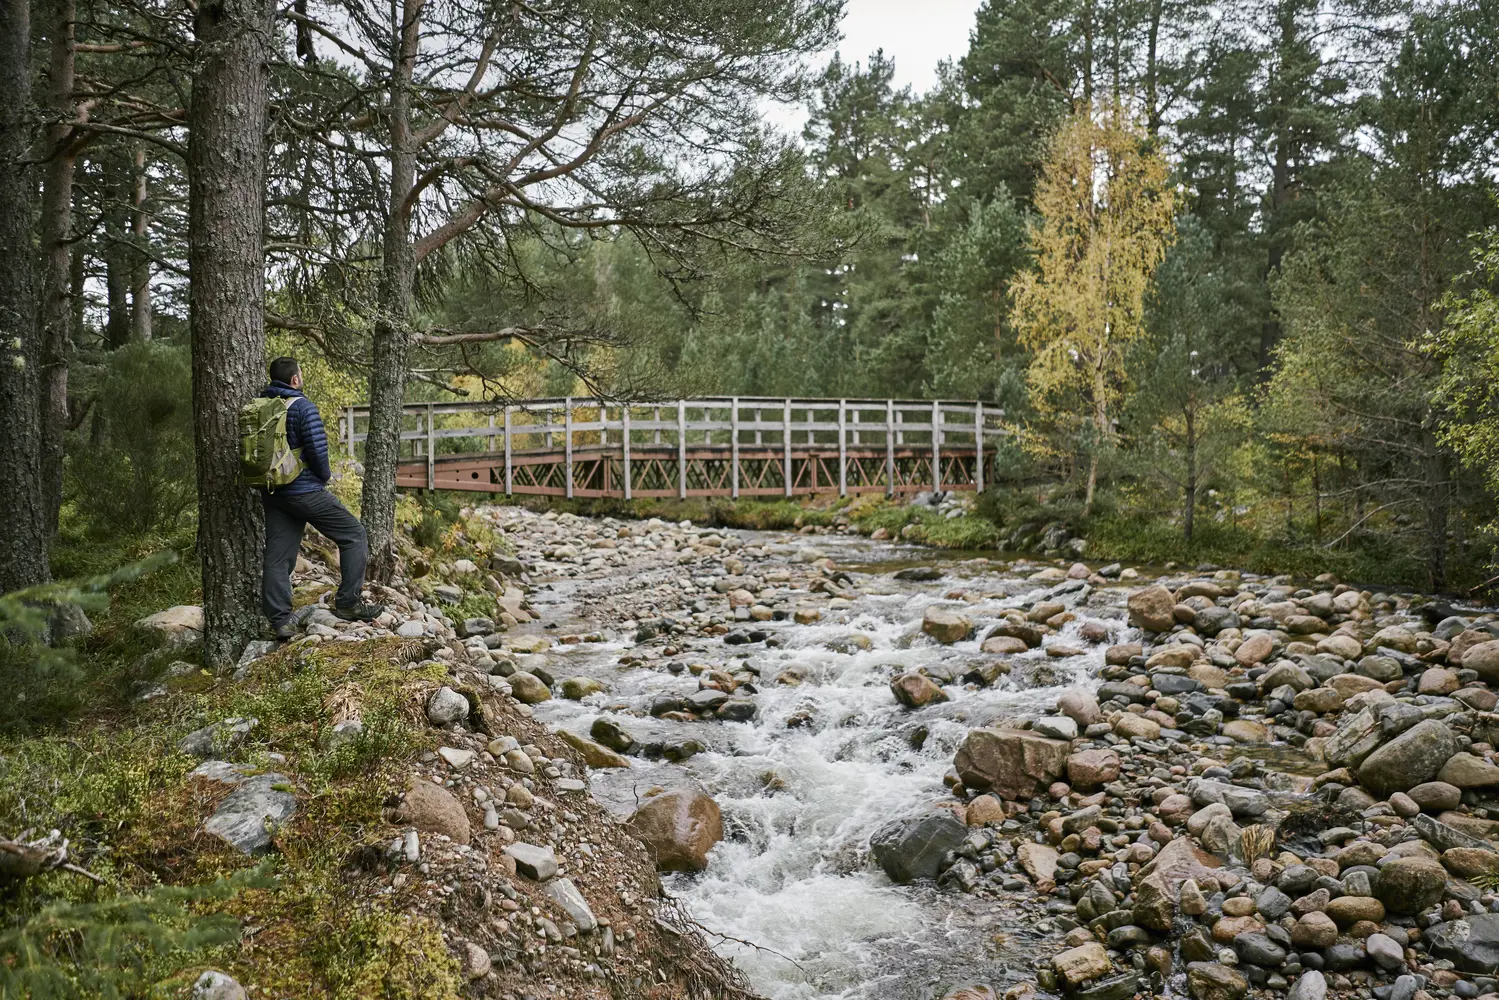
[1012,110,1177,514]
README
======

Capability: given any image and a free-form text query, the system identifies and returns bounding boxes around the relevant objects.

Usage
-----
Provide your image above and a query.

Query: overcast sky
[832,0,983,92]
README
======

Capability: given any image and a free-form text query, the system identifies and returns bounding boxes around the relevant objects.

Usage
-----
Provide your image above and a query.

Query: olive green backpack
[238,397,304,489]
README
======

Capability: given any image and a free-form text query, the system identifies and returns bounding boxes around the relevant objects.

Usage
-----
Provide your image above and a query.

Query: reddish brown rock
[626,788,724,873]
[954,728,1069,801]
[395,779,472,846]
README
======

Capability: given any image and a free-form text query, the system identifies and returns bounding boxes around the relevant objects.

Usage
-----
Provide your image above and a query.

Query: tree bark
[188,0,275,667]
[1183,405,1196,543]
[1423,430,1448,592]
[130,144,152,341]
[38,0,78,533]
[0,0,49,593]
[360,0,424,584]
[104,153,132,349]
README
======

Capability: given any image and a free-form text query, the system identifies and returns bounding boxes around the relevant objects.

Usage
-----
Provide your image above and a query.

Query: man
[259,356,383,639]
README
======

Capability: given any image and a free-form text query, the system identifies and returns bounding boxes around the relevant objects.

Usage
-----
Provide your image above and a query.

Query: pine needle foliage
[0,551,177,733]
[0,864,271,1000]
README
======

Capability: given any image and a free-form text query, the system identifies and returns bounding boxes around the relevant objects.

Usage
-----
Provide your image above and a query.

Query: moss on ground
[0,631,460,998]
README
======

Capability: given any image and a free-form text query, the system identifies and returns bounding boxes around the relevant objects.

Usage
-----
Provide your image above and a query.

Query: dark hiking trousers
[262,488,368,626]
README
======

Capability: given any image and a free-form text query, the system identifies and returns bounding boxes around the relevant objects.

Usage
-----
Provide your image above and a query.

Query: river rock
[1034,715,1078,740]
[1291,911,1339,948]
[193,971,248,1000]
[426,686,469,726]
[1054,942,1112,987]
[203,773,297,855]
[136,605,204,650]
[1187,962,1248,1000]
[1113,714,1160,740]
[1128,586,1176,632]
[870,812,967,883]
[541,877,598,932]
[395,779,471,846]
[559,729,630,768]
[1325,895,1384,925]
[954,729,1069,800]
[1222,719,1268,743]
[1427,913,1499,973]
[1018,842,1060,885]
[1464,640,1499,681]
[627,788,723,873]
[505,842,558,880]
[923,607,972,644]
[981,635,1029,654]
[1358,719,1459,796]
[1236,632,1275,666]
[1058,690,1102,727]
[1323,708,1383,769]
[1409,780,1463,811]
[1067,749,1121,789]
[1438,752,1499,788]
[1443,847,1499,878]
[1366,932,1405,970]
[507,671,553,704]
[1287,971,1326,1000]
[892,672,949,708]
[1376,855,1447,913]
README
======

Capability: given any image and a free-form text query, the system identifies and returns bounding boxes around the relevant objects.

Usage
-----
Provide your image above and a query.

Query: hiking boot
[333,601,385,622]
[271,619,298,641]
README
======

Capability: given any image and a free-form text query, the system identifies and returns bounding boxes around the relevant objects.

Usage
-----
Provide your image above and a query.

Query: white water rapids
[524,530,1130,1000]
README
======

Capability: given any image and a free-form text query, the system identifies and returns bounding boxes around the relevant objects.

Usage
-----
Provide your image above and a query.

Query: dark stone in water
[1069,973,1140,1000]
[869,813,967,883]
[893,567,943,581]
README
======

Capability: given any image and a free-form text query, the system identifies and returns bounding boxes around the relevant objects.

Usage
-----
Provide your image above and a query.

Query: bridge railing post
[503,405,513,495]
[931,399,941,493]
[564,397,574,499]
[837,398,847,497]
[885,400,895,496]
[622,405,632,500]
[730,396,740,499]
[426,402,435,490]
[783,398,792,497]
[677,400,687,500]
[975,401,984,492]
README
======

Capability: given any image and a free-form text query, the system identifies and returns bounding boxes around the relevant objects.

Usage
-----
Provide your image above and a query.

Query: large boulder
[1375,855,1448,913]
[136,605,204,651]
[1358,719,1459,797]
[507,671,553,704]
[395,779,472,846]
[870,812,967,883]
[954,728,1069,800]
[1133,837,1222,931]
[1128,585,1176,632]
[1427,913,1499,973]
[923,607,973,644]
[1465,641,1499,683]
[626,788,723,873]
[203,773,297,855]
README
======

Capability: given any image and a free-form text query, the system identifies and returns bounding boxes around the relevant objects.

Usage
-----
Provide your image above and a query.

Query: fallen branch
[0,832,102,884]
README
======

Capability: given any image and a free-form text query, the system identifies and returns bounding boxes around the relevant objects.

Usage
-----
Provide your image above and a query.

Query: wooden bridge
[343,397,1006,500]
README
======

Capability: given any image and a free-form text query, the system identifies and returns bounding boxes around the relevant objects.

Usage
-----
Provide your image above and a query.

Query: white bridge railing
[344,396,1007,500]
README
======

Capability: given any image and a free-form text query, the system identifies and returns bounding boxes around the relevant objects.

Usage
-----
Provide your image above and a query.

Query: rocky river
[294,502,1499,1000]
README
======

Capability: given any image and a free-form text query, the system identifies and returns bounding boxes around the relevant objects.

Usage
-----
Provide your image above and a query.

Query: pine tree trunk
[188,0,275,667]
[0,0,49,593]
[1423,430,1448,592]
[1183,406,1197,543]
[130,144,152,341]
[361,0,424,584]
[38,0,78,533]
